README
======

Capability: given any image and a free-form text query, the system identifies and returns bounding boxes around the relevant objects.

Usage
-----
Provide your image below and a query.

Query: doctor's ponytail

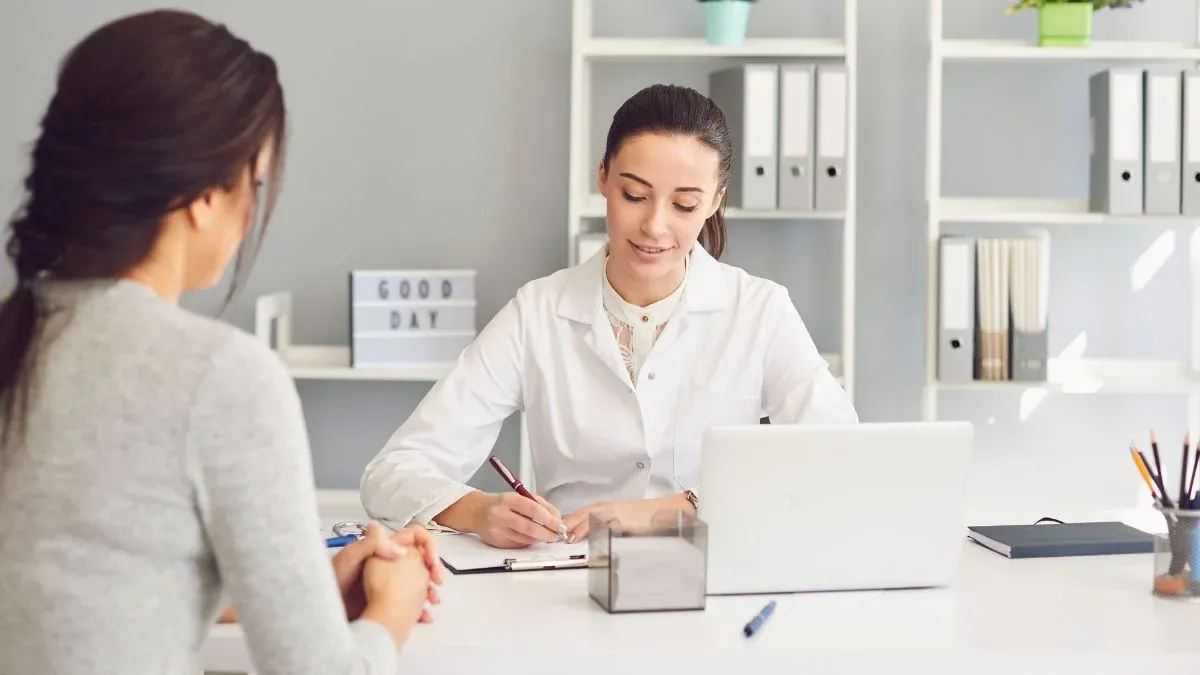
[602,84,732,260]
[699,208,726,261]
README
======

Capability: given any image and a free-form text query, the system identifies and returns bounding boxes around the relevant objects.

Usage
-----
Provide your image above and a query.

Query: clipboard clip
[503,554,588,571]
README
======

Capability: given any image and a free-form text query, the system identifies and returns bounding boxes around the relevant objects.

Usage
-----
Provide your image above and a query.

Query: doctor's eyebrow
[618,172,705,194]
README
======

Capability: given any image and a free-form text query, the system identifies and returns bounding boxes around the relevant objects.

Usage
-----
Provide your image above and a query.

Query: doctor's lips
[630,241,675,256]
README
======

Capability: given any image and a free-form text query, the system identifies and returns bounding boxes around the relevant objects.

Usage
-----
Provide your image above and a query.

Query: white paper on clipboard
[436,533,589,574]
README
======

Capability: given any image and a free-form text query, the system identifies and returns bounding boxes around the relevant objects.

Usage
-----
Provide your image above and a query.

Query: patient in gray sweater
[0,280,431,674]
[0,10,440,675]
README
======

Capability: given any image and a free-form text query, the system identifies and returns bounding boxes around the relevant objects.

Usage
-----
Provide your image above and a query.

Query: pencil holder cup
[587,509,707,613]
[1151,506,1200,601]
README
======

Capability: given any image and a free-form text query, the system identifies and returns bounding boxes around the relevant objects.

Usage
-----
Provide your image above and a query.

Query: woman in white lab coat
[360,83,858,548]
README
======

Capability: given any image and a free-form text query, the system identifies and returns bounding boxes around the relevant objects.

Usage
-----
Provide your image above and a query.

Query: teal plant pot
[704,1,751,46]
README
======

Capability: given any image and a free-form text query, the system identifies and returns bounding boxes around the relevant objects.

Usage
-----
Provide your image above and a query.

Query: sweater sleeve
[185,333,398,675]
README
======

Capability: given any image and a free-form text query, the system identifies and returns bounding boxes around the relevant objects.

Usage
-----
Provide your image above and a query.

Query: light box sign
[349,270,477,368]
[352,271,476,303]
[353,303,475,333]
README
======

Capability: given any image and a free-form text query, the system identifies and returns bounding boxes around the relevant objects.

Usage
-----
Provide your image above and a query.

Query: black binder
[967,521,1155,559]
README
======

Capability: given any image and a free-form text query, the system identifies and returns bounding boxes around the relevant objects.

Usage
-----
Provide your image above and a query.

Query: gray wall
[0,0,1192,523]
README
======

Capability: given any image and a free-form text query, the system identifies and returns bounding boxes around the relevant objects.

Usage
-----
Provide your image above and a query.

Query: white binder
[1143,68,1183,215]
[815,63,848,212]
[937,236,976,383]
[777,64,815,211]
[709,64,779,210]
[1088,68,1144,214]
[1183,71,1200,216]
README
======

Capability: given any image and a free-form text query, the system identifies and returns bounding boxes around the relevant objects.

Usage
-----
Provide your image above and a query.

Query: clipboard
[435,532,589,574]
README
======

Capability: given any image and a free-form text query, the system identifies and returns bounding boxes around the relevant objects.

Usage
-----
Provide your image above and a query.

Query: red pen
[488,456,567,541]
[489,456,536,500]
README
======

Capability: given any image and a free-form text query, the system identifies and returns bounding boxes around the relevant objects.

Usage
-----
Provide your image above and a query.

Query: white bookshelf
[254,293,457,382]
[939,197,1200,225]
[277,345,453,381]
[922,0,1200,432]
[567,0,859,399]
[581,37,847,60]
[254,292,537,487]
[941,39,1200,61]
[932,358,1200,395]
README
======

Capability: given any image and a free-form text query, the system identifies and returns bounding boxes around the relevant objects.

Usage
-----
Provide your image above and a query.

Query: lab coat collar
[556,242,728,324]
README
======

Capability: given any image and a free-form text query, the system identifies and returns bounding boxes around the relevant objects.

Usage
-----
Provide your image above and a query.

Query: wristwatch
[684,489,699,512]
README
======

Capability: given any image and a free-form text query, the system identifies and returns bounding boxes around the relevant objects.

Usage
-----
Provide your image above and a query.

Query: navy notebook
[966,522,1155,559]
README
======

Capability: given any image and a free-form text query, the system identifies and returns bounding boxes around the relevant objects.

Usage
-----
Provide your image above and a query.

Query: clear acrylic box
[587,509,707,613]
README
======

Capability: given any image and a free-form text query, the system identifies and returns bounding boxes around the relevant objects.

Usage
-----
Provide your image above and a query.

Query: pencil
[1187,450,1200,508]
[1180,436,1191,510]
[1151,432,1164,488]
[1135,441,1172,508]
[1131,447,1161,504]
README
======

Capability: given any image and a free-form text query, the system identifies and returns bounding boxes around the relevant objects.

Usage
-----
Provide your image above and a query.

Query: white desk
[202,540,1200,674]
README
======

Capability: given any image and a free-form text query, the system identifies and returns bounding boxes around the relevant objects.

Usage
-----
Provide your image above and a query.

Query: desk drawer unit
[349,270,478,368]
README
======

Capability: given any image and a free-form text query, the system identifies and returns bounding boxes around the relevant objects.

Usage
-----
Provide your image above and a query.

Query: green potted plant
[698,0,757,46]
[1007,0,1145,47]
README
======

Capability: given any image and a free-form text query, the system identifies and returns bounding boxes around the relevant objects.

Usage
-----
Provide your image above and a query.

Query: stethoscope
[326,521,368,548]
[332,521,368,537]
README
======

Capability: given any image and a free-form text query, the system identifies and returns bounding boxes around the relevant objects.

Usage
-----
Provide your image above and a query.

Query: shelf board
[579,196,843,221]
[929,358,1199,395]
[582,37,846,60]
[278,345,452,382]
[937,197,1200,225]
[939,39,1200,62]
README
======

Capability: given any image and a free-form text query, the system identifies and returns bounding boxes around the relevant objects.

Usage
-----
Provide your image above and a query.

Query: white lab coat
[360,244,858,527]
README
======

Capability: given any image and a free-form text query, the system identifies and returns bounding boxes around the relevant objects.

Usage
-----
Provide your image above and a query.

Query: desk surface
[203,539,1200,674]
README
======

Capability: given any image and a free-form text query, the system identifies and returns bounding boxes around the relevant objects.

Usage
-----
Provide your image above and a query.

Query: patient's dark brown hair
[0,9,287,448]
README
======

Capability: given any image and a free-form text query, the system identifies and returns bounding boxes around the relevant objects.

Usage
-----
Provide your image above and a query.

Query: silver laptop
[697,421,974,595]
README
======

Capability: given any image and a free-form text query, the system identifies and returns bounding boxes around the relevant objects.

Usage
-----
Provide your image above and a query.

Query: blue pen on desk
[743,600,776,638]
[325,534,360,549]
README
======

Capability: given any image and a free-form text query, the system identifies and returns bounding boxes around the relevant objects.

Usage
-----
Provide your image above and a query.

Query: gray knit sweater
[0,279,396,675]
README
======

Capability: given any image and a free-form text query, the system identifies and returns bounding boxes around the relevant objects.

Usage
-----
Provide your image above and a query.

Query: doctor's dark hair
[0,9,287,449]
[601,84,732,260]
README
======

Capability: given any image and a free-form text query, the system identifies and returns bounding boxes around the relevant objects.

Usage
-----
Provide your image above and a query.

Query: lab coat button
[647,372,655,380]
[637,462,646,469]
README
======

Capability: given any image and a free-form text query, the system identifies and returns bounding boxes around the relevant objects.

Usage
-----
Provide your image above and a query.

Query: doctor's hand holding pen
[434,456,566,548]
